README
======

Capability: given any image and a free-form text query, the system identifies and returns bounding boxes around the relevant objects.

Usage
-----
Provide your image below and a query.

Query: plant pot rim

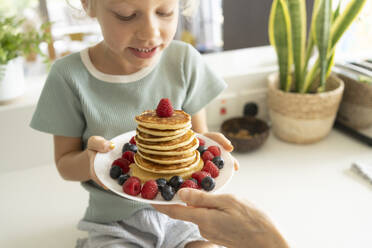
[268,72,344,97]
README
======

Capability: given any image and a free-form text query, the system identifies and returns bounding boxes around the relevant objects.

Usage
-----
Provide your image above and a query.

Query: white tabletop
[1,129,371,248]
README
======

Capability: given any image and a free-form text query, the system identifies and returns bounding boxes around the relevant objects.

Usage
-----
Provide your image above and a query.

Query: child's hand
[203,132,239,171]
[86,136,115,190]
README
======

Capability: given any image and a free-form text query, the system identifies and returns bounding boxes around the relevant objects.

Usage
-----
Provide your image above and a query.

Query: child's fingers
[233,157,239,171]
[203,132,234,152]
[87,136,115,153]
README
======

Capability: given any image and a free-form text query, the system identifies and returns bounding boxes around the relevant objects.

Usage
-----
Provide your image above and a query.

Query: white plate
[94,130,235,205]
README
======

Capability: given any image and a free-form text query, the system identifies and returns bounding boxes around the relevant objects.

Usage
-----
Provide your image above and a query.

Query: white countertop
[1,129,371,248]
[1,45,372,247]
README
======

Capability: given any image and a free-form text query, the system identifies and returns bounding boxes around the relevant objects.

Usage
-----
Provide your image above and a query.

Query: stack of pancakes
[130,110,203,182]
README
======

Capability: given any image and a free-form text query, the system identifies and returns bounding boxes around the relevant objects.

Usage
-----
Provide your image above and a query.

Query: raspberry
[202,151,214,161]
[207,146,221,157]
[192,171,211,185]
[122,151,135,163]
[202,160,219,178]
[180,179,199,189]
[123,177,141,196]
[141,180,159,199]
[197,137,205,146]
[156,98,174,117]
[112,158,130,174]
[129,136,136,145]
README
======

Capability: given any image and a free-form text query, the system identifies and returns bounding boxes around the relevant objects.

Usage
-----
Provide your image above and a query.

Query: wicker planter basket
[267,73,344,144]
[336,74,372,130]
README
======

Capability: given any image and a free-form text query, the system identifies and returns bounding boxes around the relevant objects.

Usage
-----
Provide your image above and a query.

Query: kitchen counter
[1,45,372,247]
[1,129,371,248]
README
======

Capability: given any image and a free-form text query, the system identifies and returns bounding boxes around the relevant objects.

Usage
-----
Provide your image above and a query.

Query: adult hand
[153,189,288,248]
[86,136,115,190]
[203,132,239,171]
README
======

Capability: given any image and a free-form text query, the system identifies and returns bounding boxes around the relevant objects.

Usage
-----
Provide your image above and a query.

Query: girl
[31,0,236,247]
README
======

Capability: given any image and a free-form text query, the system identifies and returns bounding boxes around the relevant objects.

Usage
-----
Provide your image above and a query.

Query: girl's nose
[137,15,160,41]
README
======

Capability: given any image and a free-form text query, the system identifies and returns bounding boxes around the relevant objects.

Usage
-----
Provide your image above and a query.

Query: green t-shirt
[30,40,227,223]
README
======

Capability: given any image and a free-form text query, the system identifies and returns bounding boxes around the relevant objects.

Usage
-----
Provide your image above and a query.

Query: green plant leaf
[313,0,332,92]
[302,0,366,93]
[302,0,320,92]
[0,16,51,65]
[269,0,293,91]
[330,0,367,48]
[287,0,306,92]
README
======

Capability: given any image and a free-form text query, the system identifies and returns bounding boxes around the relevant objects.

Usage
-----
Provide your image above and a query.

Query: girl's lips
[129,47,158,59]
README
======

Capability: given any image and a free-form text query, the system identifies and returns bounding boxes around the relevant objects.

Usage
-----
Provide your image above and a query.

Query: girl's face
[91,0,179,74]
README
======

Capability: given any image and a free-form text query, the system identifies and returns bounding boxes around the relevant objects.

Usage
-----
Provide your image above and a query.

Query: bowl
[221,116,270,153]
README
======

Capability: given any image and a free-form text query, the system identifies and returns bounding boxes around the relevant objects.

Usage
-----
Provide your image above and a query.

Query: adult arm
[153,189,289,248]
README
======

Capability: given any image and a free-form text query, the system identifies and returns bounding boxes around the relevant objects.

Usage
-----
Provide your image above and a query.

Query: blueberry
[118,174,130,185]
[212,156,224,169]
[156,178,167,191]
[168,176,184,191]
[110,166,123,179]
[122,143,138,153]
[197,145,207,156]
[161,185,176,201]
[190,178,198,185]
[201,176,215,191]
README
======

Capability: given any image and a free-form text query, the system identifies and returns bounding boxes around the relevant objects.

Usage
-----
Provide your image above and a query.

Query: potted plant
[0,16,50,104]
[336,69,372,130]
[267,0,367,144]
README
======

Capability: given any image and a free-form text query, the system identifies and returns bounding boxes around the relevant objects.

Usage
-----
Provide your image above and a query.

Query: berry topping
[112,158,131,174]
[190,178,198,185]
[197,145,207,156]
[129,136,136,145]
[202,150,214,161]
[161,185,176,201]
[197,137,206,146]
[168,175,184,191]
[207,145,221,157]
[180,179,199,189]
[192,171,211,185]
[156,98,174,117]
[122,142,138,153]
[118,174,130,185]
[202,160,219,178]
[110,166,123,179]
[156,178,167,191]
[201,176,215,191]
[212,156,224,169]
[123,177,141,196]
[141,180,159,200]
[122,151,135,163]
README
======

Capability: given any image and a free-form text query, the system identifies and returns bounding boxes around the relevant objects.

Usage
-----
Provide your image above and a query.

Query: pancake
[134,151,200,174]
[135,110,191,130]
[135,130,195,150]
[136,129,187,142]
[137,137,199,156]
[137,150,196,165]
[137,124,191,137]
[130,159,204,183]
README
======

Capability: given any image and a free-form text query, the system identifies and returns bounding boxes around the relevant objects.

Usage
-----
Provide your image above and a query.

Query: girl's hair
[180,0,200,17]
[67,0,200,18]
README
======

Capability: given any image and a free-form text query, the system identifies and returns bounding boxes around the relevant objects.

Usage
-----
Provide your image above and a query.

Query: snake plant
[269,0,367,93]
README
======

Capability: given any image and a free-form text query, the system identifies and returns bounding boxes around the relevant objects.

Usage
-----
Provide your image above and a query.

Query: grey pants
[76,208,205,248]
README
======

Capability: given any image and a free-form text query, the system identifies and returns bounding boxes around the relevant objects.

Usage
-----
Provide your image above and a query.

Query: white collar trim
[80,48,157,83]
